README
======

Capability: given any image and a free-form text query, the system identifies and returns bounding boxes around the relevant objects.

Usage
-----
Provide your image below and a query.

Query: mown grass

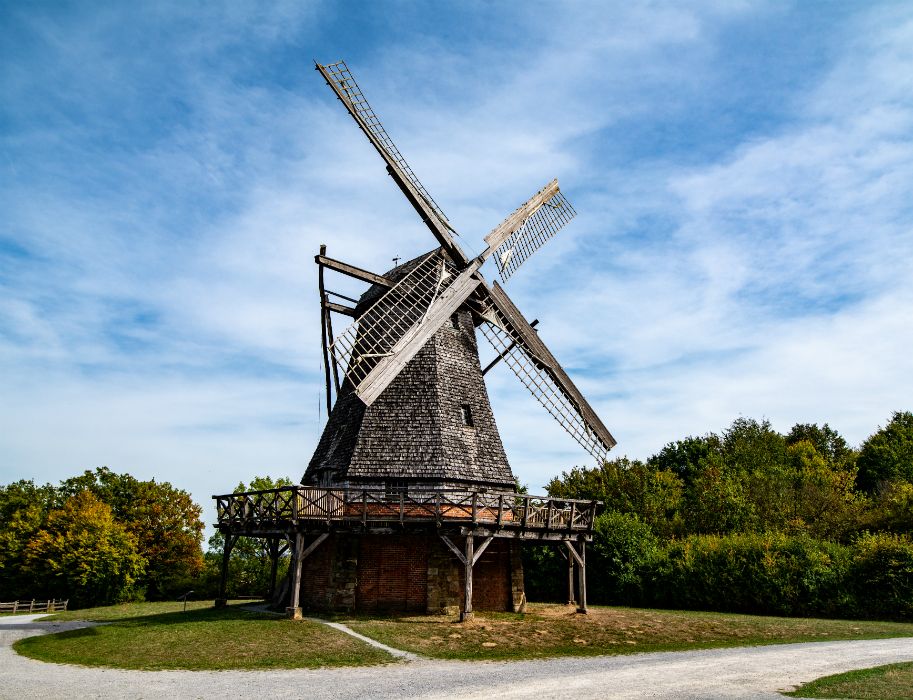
[344,603,913,661]
[14,602,394,670]
[786,661,913,699]
[43,599,215,621]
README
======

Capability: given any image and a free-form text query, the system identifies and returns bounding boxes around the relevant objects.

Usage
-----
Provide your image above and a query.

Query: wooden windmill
[212,60,614,620]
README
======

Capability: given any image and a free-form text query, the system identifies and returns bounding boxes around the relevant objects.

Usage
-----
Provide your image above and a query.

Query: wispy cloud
[2,2,911,522]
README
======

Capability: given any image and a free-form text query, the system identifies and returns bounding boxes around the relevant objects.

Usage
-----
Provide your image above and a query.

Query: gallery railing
[213,487,600,534]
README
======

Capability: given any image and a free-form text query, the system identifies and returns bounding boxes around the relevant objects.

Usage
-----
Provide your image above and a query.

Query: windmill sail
[316,60,467,265]
[478,282,615,461]
[486,184,577,282]
[330,252,483,406]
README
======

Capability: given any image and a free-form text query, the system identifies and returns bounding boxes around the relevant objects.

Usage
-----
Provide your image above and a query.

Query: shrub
[589,510,658,605]
[850,532,913,620]
[646,532,851,617]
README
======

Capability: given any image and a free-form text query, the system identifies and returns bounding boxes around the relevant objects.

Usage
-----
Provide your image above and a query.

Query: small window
[385,479,408,497]
[450,314,460,330]
[460,404,474,427]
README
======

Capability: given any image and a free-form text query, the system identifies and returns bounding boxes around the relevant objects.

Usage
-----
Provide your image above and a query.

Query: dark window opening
[450,314,460,330]
[385,479,409,497]
[460,404,474,427]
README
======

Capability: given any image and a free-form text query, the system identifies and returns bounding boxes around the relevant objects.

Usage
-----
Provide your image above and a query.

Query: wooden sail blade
[356,261,483,405]
[316,60,468,266]
[483,179,560,254]
[328,252,482,406]
[478,282,616,461]
[487,186,577,282]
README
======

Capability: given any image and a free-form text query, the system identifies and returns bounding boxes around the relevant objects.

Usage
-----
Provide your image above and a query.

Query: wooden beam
[324,300,357,317]
[440,534,467,566]
[567,546,576,606]
[356,261,483,405]
[300,532,330,562]
[481,319,538,376]
[564,539,584,567]
[287,532,305,618]
[462,533,474,622]
[472,535,494,565]
[576,541,588,614]
[318,245,333,417]
[315,254,392,288]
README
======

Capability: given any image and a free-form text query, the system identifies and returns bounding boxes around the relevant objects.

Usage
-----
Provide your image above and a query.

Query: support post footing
[214,598,228,608]
[460,611,474,622]
[286,606,303,620]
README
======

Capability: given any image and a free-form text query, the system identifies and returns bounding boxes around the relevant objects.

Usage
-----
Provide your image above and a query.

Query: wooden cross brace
[440,533,494,622]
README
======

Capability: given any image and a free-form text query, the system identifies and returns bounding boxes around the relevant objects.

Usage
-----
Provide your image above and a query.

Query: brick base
[295,532,525,615]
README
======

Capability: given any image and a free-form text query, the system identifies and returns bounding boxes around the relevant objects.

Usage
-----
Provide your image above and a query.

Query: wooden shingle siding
[304,253,515,491]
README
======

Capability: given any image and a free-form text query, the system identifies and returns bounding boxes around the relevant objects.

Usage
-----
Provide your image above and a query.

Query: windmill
[212,61,615,620]
[308,60,615,495]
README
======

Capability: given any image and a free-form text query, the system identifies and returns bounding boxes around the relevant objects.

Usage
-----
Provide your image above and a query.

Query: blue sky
[2,1,912,528]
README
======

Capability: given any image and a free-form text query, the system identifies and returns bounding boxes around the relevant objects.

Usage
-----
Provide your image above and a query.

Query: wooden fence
[0,599,68,614]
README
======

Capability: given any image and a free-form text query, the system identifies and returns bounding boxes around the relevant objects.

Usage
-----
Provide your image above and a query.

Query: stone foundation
[295,532,524,614]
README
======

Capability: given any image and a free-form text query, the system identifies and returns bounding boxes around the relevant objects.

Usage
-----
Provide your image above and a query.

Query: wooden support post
[317,244,334,413]
[268,537,280,599]
[567,549,576,606]
[286,532,305,619]
[462,533,474,622]
[576,541,588,614]
[216,534,234,607]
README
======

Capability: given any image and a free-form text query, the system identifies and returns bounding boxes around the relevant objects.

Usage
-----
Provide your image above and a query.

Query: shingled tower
[305,255,515,494]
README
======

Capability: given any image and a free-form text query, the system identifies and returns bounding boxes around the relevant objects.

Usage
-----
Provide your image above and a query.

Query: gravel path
[3,613,912,699]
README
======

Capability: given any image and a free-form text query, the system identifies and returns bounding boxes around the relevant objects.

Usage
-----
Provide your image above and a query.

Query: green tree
[24,491,146,606]
[784,440,861,539]
[856,411,913,492]
[0,480,57,598]
[648,434,723,487]
[786,423,855,470]
[59,468,204,598]
[546,458,682,537]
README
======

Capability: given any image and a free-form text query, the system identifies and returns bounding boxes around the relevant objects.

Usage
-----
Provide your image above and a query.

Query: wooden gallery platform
[212,486,599,620]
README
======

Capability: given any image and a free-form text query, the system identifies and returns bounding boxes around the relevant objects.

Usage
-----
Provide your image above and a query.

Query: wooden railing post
[569,501,576,529]
[362,490,368,526]
[589,500,597,530]
[497,494,504,526]
[545,500,553,530]
[567,548,576,605]
[471,492,478,523]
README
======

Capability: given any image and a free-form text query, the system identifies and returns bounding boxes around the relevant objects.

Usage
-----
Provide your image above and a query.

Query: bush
[589,510,658,605]
[646,532,851,617]
[850,532,913,620]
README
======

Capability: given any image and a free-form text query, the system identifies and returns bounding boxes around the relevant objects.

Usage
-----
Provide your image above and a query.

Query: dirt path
[2,613,912,699]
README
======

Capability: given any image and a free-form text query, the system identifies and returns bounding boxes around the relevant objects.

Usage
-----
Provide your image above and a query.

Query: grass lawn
[344,603,913,661]
[786,661,913,699]
[14,602,394,670]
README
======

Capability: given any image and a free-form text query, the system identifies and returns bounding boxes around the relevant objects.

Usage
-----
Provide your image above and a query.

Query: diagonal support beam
[316,254,392,288]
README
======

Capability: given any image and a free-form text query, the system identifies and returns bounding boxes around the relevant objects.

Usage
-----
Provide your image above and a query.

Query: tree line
[0,468,204,606]
[526,411,913,620]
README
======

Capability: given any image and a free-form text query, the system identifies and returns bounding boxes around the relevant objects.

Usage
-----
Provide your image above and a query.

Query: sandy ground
[2,613,912,699]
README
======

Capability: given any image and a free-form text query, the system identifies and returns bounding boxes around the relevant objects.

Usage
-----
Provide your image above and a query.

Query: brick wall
[296,532,524,615]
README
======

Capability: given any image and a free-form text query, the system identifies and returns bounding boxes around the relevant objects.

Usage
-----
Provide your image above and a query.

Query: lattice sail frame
[491,190,576,282]
[478,303,611,463]
[321,60,453,232]
[329,252,458,390]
